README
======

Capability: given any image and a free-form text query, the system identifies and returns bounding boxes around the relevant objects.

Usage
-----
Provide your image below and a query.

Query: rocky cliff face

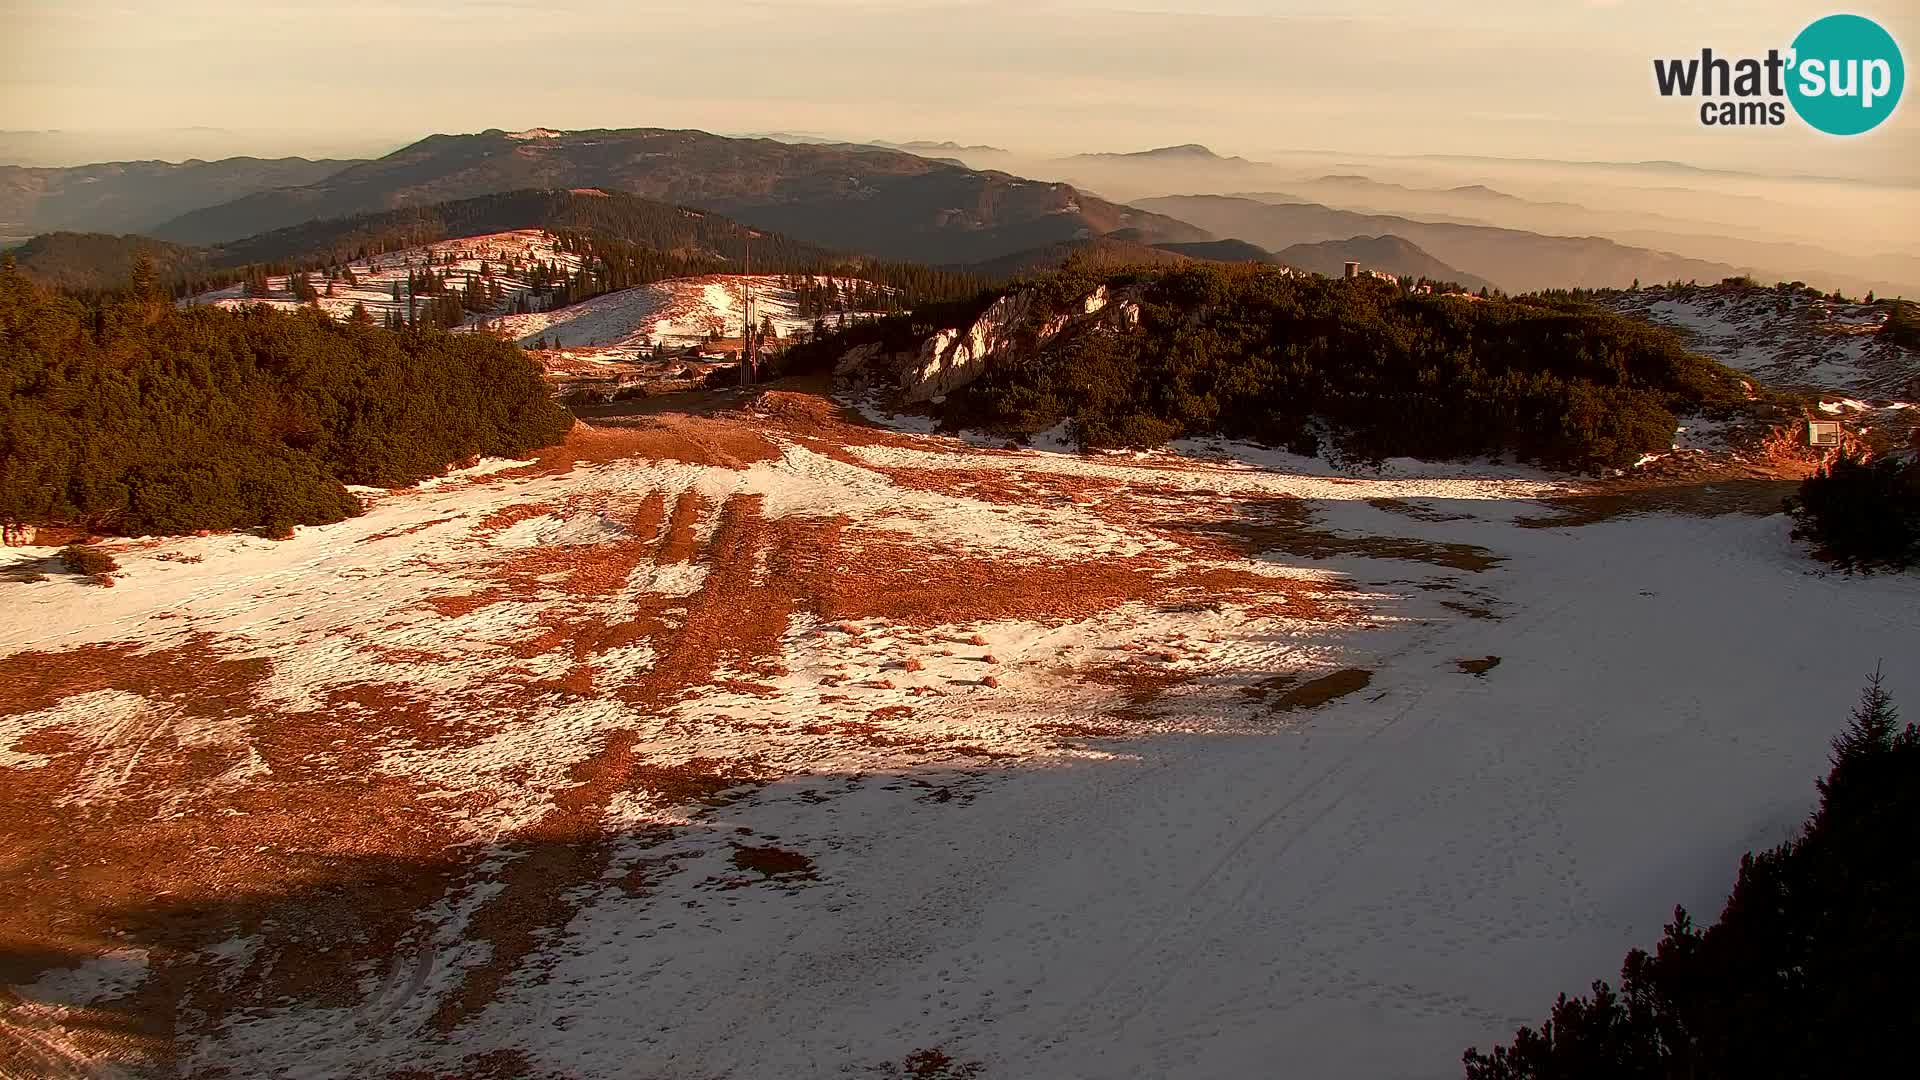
[836,283,1141,402]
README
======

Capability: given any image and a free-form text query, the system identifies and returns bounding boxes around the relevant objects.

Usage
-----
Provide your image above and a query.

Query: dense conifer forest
[0,258,571,536]
[1462,673,1919,1078]
[4,232,206,297]
[781,263,1752,470]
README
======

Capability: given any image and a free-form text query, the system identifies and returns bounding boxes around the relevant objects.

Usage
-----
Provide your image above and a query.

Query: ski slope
[489,274,888,351]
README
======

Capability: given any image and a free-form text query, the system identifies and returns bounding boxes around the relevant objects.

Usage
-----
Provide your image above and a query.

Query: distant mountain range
[1231,183,1916,298]
[1065,144,1256,165]
[8,129,1904,297]
[1296,175,1583,214]
[146,128,1205,265]
[0,156,358,237]
[745,133,1009,155]
[875,140,1009,155]
[1136,195,1743,292]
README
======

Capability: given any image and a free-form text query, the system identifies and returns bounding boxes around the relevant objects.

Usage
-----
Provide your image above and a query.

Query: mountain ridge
[148,128,1210,265]
[0,156,361,237]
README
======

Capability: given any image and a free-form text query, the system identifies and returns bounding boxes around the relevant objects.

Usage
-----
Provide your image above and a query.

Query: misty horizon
[5,1,1916,181]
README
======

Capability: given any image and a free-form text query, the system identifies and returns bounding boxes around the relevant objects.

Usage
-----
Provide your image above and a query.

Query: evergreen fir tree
[1828,665,1901,779]
[129,253,157,300]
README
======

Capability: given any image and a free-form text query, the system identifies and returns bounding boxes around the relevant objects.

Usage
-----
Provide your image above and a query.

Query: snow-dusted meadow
[186,229,588,327]
[4,387,1914,1079]
[1606,284,1908,400]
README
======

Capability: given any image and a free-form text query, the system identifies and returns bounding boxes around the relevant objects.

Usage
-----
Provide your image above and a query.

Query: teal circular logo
[1788,14,1904,135]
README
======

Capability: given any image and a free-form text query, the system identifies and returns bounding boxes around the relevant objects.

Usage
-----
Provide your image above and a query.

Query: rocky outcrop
[838,283,1141,402]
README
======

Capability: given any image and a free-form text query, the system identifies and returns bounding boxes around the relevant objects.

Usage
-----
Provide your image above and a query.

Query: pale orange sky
[2,1,1914,179]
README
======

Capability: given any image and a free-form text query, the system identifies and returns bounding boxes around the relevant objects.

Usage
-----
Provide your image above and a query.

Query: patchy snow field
[1606,284,1919,462]
[1606,284,1912,399]
[185,229,588,328]
[3,389,1916,1080]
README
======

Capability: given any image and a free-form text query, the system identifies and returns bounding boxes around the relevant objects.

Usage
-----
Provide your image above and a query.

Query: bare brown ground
[658,489,704,563]
[1517,478,1800,529]
[531,414,783,473]
[1441,599,1502,621]
[864,466,1137,508]
[1080,660,1204,725]
[875,1045,987,1079]
[359,516,460,544]
[474,500,559,535]
[1243,668,1376,712]
[730,843,818,880]
[1148,497,1502,572]
[0,639,467,1074]
[0,386,1370,1070]
[1365,498,1475,523]
[815,535,1342,628]
[379,432,1355,1036]
[428,493,801,1031]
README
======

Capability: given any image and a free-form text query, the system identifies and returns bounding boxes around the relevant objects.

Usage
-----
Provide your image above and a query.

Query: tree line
[1463,671,1918,1077]
[0,258,571,536]
[1788,454,1920,571]
[779,263,1757,471]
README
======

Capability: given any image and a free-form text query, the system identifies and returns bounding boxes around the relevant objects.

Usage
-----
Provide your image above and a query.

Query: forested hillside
[210,189,833,274]
[15,190,987,315]
[961,235,1195,279]
[7,231,207,294]
[0,259,571,535]
[792,263,1755,470]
